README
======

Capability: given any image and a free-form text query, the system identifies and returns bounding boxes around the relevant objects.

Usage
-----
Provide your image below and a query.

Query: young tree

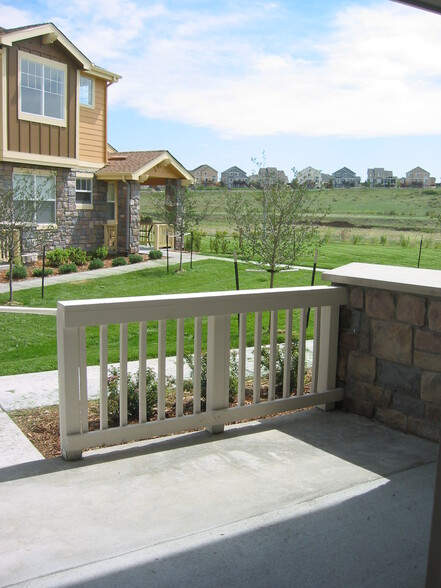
[154,184,213,271]
[0,174,52,302]
[228,167,328,288]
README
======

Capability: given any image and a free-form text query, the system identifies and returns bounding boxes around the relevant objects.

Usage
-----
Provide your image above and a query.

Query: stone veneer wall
[115,180,140,254]
[337,284,441,442]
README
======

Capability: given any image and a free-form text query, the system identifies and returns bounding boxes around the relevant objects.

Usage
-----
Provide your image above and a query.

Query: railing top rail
[0,306,57,316]
[57,285,348,328]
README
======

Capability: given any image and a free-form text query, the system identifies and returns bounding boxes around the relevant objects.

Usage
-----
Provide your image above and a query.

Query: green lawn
[0,260,320,376]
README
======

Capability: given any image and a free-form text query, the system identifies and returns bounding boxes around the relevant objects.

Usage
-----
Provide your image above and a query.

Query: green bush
[260,339,300,395]
[184,351,238,404]
[399,234,410,248]
[184,231,203,252]
[129,253,143,264]
[67,246,88,266]
[112,257,127,267]
[107,367,158,425]
[46,247,70,267]
[351,234,362,245]
[88,258,104,270]
[32,267,53,277]
[58,263,78,274]
[94,246,108,260]
[6,265,28,280]
[380,234,387,246]
[148,249,162,260]
[210,230,229,254]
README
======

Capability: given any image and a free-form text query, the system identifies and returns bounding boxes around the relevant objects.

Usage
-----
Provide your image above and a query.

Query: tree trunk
[179,230,184,271]
[8,256,13,303]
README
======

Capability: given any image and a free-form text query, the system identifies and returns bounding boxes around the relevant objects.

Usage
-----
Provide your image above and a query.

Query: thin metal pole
[166,232,169,275]
[190,231,193,269]
[306,249,318,328]
[41,245,46,299]
[417,236,423,268]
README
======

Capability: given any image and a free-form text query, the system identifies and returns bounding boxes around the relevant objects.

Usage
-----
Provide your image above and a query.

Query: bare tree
[228,166,328,288]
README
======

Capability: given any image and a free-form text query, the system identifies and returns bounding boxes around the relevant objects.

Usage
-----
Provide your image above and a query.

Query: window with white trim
[79,76,94,107]
[19,53,66,124]
[76,176,93,205]
[13,171,56,224]
[107,183,116,221]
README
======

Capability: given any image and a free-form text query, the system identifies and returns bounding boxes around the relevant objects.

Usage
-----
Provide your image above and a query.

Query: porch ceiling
[96,150,194,186]
[392,0,441,14]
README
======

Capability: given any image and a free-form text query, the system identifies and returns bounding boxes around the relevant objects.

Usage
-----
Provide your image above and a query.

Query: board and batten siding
[79,76,107,164]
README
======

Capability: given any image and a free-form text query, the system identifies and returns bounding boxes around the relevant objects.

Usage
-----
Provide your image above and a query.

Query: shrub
[107,367,158,426]
[94,246,108,260]
[351,234,362,245]
[399,234,410,248]
[380,234,387,246]
[184,351,238,404]
[184,230,203,252]
[148,249,163,260]
[129,253,143,264]
[67,246,88,266]
[32,267,53,277]
[210,230,229,254]
[6,265,28,280]
[112,256,127,267]
[140,214,153,224]
[46,247,70,267]
[88,258,104,270]
[58,263,78,274]
[260,339,300,395]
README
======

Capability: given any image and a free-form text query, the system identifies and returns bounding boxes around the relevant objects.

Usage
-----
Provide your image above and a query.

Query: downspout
[122,177,130,254]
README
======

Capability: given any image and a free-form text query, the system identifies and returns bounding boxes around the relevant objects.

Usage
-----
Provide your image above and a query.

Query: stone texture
[413,350,441,371]
[366,289,395,320]
[421,372,441,404]
[376,360,421,398]
[337,344,348,382]
[407,417,440,442]
[347,351,376,383]
[392,394,426,419]
[415,330,441,355]
[396,294,425,326]
[344,396,374,419]
[428,300,441,332]
[349,287,364,309]
[372,320,412,364]
[426,403,441,424]
[375,407,407,432]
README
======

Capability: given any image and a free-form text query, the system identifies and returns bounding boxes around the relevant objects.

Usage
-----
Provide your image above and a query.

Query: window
[79,76,94,107]
[76,176,93,206]
[13,170,56,224]
[107,183,116,222]
[19,52,66,125]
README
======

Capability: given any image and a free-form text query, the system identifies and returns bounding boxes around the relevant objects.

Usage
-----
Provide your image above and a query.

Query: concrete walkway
[0,409,437,587]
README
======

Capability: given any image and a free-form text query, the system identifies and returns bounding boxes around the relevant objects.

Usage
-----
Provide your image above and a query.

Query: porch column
[165,179,182,250]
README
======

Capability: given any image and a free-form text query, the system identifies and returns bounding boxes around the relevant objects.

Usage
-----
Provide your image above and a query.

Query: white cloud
[0,4,33,28]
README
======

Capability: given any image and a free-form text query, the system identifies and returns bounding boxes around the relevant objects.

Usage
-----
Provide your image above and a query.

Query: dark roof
[99,151,165,175]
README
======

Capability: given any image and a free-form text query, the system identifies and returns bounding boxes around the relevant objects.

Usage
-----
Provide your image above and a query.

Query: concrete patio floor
[0,408,438,588]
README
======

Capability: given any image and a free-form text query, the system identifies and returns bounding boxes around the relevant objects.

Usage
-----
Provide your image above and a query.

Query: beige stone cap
[322,262,441,297]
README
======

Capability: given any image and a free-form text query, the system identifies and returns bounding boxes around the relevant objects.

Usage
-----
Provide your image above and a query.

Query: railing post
[206,314,230,434]
[57,305,82,460]
[317,304,340,411]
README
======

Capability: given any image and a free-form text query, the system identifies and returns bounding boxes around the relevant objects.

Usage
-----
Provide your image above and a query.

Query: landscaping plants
[32,267,53,277]
[107,367,158,425]
[58,263,77,274]
[148,249,162,260]
[94,246,108,260]
[128,253,143,264]
[88,258,104,270]
[6,265,28,280]
[112,257,127,267]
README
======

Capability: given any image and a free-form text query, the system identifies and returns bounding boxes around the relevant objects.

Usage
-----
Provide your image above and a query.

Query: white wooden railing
[56,285,348,460]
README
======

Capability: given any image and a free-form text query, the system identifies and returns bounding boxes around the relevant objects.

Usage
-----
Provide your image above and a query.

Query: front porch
[0,408,437,587]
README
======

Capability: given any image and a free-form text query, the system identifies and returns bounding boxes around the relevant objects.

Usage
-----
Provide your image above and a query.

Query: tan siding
[6,38,77,159]
[79,77,106,163]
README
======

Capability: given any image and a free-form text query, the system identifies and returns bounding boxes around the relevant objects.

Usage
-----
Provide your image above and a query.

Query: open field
[0,260,318,376]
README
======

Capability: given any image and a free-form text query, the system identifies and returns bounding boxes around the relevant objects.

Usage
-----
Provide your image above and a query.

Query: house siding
[79,76,107,163]
[6,38,77,159]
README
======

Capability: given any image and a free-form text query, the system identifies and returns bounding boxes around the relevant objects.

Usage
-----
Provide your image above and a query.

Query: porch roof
[96,150,194,186]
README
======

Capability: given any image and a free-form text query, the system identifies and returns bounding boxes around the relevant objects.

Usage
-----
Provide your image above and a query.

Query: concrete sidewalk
[0,409,437,587]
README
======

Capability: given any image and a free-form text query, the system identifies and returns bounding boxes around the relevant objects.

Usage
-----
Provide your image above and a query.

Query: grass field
[0,260,320,376]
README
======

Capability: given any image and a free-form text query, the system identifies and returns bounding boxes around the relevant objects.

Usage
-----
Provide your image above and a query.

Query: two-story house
[367,168,397,188]
[190,164,218,186]
[332,167,361,188]
[297,166,324,189]
[0,23,193,257]
[405,167,435,188]
[249,167,289,186]
[220,166,248,189]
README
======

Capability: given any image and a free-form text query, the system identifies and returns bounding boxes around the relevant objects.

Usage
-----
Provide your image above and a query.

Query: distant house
[190,165,218,186]
[321,173,332,187]
[297,166,325,189]
[367,168,397,188]
[405,167,435,187]
[249,167,289,186]
[221,166,248,189]
[332,167,361,188]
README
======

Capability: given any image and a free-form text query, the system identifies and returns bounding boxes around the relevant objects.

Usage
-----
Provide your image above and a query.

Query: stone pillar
[165,179,182,250]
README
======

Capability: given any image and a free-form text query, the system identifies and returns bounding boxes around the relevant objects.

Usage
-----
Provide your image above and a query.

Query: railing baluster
[311,308,321,394]
[253,312,262,404]
[206,314,230,434]
[297,308,307,396]
[268,310,278,400]
[79,327,88,433]
[283,309,293,398]
[193,316,202,414]
[120,323,128,426]
[238,312,247,406]
[158,320,166,420]
[139,321,147,423]
[100,325,108,429]
[176,318,184,417]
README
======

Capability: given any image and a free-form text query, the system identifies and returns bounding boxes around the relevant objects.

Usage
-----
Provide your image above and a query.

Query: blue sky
[3,0,441,179]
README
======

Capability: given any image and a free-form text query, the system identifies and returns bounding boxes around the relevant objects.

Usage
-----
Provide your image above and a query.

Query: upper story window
[19,52,67,127]
[79,76,94,107]
[13,169,57,225]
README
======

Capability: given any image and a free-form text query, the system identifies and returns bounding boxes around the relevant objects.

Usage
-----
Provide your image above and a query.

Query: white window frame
[79,75,94,108]
[106,182,117,224]
[13,167,57,226]
[75,173,94,209]
[18,51,67,127]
